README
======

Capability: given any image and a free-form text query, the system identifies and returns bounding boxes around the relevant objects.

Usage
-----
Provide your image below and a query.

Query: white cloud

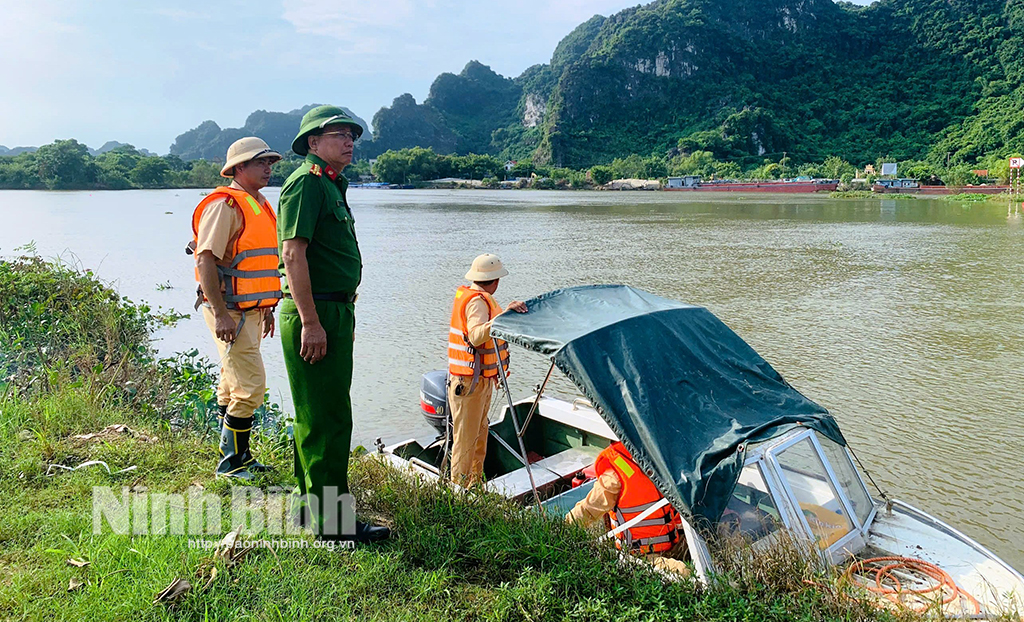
[282,0,421,35]
[278,0,628,75]
[150,8,212,21]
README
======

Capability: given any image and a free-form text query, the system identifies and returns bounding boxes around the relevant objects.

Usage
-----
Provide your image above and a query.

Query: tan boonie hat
[221,137,282,177]
[465,254,509,281]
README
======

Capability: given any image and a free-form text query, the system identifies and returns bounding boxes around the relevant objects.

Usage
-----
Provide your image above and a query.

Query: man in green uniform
[277,105,389,542]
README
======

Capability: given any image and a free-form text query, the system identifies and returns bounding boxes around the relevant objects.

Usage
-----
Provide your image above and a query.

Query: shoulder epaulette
[309,163,322,177]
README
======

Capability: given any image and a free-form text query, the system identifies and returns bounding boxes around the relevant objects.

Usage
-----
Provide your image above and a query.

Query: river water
[2,188,1021,567]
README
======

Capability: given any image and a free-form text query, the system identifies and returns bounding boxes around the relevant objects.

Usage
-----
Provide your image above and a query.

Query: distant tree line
[370,146,1021,189]
[0,139,223,190]
[0,139,372,190]
[3,138,1017,191]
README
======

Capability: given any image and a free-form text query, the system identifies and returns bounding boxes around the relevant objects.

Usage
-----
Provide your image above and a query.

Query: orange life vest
[448,285,510,386]
[596,441,681,554]
[191,187,282,310]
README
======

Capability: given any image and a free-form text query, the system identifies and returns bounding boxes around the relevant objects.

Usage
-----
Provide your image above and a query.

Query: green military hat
[291,105,363,156]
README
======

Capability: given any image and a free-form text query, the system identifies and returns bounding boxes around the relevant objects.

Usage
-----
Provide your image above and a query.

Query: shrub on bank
[0,255,153,398]
[0,255,286,434]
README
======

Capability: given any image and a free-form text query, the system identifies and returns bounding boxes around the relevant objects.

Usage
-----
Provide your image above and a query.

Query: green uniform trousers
[280,298,355,532]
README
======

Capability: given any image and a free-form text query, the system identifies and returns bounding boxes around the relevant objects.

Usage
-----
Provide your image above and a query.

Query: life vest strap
[225,290,283,304]
[613,510,675,529]
[230,247,279,268]
[618,500,665,513]
[628,533,677,553]
[633,518,676,528]
[219,267,282,279]
[616,525,677,551]
[449,359,505,372]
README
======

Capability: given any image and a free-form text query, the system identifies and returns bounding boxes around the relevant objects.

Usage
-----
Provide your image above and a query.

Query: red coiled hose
[844,556,981,615]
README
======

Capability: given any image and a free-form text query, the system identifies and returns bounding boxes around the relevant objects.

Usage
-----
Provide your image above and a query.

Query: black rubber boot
[216,415,254,480]
[242,445,273,473]
[238,412,272,473]
[317,521,391,544]
[351,521,390,543]
[216,404,228,453]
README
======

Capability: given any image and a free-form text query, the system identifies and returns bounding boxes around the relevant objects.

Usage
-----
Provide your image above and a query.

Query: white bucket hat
[465,254,509,281]
[221,137,282,177]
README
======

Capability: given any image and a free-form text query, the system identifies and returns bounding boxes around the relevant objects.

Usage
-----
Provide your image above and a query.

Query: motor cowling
[420,370,449,435]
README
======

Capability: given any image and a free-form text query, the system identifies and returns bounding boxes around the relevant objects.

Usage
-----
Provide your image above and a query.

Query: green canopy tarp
[490,285,845,525]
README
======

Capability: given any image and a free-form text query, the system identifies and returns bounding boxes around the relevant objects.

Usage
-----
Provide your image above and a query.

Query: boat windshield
[722,463,783,542]
[817,438,874,527]
[774,438,854,548]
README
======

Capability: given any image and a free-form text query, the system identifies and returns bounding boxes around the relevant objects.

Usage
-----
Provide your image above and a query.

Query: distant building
[864,164,877,176]
[666,175,700,188]
[875,178,919,188]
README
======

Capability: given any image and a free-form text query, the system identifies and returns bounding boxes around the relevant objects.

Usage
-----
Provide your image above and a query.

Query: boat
[665,176,839,193]
[377,285,1024,617]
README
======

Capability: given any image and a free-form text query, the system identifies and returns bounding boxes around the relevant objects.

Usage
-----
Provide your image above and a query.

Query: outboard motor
[420,370,449,435]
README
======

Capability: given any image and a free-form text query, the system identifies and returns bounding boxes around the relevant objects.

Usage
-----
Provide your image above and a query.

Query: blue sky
[1,0,873,153]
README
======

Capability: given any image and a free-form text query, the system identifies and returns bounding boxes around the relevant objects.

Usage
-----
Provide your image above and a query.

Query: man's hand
[214,311,237,343]
[506,300,527,313]
[262,309,275,338]
[300,322,328,364]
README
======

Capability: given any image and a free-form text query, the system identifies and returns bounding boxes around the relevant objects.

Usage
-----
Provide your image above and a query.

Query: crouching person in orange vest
[447,254,527,487]
[567,441,690,576]
[190,137,283,480]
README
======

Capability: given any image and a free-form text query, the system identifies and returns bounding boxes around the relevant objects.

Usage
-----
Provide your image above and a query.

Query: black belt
[284,292,358,303]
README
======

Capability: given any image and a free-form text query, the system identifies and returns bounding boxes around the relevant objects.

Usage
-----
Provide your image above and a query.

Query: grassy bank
[939,192,1014,203]
[828,190,918,199]
[828,190,1022,203]
[0,257,903,621]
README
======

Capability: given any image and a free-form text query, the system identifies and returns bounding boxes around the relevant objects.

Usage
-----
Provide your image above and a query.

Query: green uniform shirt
[277,154,362,294]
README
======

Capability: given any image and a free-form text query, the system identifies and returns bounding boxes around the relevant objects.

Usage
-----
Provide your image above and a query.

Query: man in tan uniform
[446,254,526,487]
[192,137,282,479]
[566,443,690,576]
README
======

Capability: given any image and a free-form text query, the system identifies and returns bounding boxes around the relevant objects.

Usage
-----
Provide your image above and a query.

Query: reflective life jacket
[596,441,681,554]
[448,285,510,387]
[191,187,282,310]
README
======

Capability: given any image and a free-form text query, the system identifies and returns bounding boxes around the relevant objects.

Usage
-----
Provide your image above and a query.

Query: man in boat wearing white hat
[190,136,283,480]
[446,254,527,487]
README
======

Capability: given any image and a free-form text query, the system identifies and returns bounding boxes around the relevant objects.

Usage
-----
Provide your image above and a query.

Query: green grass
[0,387,901,621]
[829,190,918,199]
[940,192,1012,203]
[829,190,877,198]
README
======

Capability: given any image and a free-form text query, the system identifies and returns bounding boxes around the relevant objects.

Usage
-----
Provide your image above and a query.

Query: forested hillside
[367,0,1024,169]
[169,105,370,161]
